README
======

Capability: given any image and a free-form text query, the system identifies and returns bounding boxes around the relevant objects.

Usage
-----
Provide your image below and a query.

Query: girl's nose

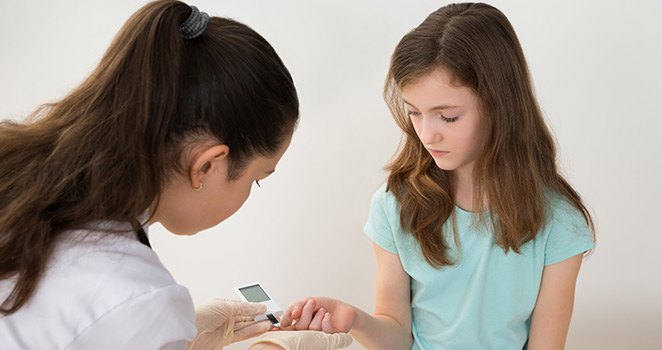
[419,116,442,145]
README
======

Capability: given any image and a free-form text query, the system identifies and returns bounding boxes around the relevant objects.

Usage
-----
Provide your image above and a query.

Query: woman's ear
[189,144,230,190]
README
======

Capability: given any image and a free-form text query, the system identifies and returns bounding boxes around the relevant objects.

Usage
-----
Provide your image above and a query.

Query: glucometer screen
[239,284,270,303]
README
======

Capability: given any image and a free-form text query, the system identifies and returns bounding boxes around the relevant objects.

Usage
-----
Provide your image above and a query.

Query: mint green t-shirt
[364,184,595,350]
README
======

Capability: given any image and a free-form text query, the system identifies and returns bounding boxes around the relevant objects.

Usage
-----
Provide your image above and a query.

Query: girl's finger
[322,312,334,333]
[280,300,304,327]
[294,298,317,330]
[308,307,326,331]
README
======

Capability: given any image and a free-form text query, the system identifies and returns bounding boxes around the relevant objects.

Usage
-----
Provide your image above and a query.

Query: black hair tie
[178,5,209,40]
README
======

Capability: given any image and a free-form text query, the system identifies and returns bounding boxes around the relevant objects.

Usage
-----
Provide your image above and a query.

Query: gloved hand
[188,299,273,350]
[248,331,353,350]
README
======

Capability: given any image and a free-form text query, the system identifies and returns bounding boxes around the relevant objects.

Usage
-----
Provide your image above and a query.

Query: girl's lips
[428,149,449,157]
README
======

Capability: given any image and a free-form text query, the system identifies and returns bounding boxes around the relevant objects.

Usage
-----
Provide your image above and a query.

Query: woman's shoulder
[55,225,179,292]
[64,283,195,349]
[0,225,194,349]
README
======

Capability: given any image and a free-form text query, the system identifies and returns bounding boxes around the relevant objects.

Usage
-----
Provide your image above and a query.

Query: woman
[0,1,351,349]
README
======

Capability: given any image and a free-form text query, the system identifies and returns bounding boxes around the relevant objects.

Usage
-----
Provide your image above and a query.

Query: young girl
[280,3,596,349]
[0,1,351,349]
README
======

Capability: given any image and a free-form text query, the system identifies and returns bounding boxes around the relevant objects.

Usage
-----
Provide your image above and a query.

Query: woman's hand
[249,330,353,350]
[188,298,273,350]
[279,297,356,333]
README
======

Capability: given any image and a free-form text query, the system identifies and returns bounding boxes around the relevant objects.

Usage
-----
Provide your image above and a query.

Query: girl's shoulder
[369,182,400,212]
[540,192,595,265]
[544,192,589,228]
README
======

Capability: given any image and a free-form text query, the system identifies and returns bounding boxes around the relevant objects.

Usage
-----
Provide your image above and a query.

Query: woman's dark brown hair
[384,2,594,267]
[0,0,298,314]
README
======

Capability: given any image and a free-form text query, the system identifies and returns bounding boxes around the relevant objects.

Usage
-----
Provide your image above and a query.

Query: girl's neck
[453,164,477,212]
[454,184,474,212]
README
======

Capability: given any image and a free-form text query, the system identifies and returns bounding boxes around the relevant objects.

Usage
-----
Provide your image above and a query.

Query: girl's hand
[279,297,356,334]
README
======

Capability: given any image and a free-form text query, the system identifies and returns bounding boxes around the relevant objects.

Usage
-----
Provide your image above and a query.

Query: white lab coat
[0,219,197,350]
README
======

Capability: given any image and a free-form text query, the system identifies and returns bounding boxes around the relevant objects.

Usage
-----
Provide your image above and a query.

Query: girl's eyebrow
[403,99,460,111]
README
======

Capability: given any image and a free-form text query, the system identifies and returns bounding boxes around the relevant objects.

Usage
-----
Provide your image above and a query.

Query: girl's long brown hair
[0,0,298,314]
[384,3,594,268]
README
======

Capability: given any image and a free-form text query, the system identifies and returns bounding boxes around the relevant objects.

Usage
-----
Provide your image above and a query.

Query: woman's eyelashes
[407,110,459,123]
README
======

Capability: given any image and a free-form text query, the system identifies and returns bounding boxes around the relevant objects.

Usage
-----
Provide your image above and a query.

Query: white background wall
[1,0,660,348]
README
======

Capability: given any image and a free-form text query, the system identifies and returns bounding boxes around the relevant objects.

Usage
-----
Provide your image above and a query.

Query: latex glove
[249,331,353,350]
[188,299,273,350]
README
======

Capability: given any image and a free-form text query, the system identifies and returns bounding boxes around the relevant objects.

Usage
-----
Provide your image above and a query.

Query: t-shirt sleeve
[65,284,197,350]
[364,185,399,255]
[544,199,596,266]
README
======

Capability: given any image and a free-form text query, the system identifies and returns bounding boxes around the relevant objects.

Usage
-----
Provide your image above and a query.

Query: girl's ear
[189,144,230,189]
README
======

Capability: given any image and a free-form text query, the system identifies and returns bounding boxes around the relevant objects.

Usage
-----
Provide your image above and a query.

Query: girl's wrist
[347,303,369,334]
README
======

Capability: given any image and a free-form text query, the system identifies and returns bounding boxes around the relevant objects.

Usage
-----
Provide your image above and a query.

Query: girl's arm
[528,253,584,350]
[279,243,412,349]
[349,243,413,349]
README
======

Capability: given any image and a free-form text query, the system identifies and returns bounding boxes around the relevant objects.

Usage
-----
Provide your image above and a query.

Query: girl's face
[401,68,483,180]
[155,134,292,235]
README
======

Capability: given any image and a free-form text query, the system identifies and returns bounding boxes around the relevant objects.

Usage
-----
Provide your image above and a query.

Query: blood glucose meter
[233,282,283,326]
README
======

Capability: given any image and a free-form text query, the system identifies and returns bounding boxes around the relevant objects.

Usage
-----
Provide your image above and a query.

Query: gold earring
[192,182,203,191]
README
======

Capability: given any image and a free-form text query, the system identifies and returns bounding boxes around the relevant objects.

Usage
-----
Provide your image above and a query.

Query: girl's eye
[407,110,421,117]
[441,115,459,123]
[255,180,261,188]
